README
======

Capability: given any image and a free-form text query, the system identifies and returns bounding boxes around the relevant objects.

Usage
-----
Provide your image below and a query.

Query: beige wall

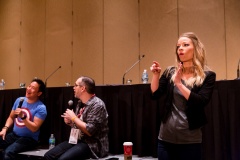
[0,0,239,89]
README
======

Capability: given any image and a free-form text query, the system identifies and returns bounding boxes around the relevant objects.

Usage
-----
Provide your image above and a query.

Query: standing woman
[150,32,216,160]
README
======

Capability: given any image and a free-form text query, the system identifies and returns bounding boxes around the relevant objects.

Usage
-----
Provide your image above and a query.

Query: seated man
[44,76,109,160]
[0,78,47,160]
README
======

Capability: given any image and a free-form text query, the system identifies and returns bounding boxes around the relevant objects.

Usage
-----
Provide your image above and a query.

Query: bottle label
[49,139,55,144]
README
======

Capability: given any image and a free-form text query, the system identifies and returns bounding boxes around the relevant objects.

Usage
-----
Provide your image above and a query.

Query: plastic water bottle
[49,134,55,149]
[0,79,5,90]
[142,69,148,84]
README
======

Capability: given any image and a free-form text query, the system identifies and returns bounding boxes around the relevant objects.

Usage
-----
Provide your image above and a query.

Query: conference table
[0,80,239,160]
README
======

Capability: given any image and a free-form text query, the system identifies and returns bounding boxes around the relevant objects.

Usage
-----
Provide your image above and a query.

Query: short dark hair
[31,78,46,95]
[80,76,95,94]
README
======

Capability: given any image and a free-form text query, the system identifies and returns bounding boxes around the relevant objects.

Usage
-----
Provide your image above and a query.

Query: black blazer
[152,66,216,130]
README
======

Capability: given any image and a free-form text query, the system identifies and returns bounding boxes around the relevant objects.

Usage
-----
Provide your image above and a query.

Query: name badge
[68,128,79,144]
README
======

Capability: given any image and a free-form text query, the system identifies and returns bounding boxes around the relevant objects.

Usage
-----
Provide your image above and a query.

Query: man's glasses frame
[74,84,83,87]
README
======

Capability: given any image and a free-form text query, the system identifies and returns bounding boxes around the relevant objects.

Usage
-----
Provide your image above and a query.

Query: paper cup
[123,142,133,160]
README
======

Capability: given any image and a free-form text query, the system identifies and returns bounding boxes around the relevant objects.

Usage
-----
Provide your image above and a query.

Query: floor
[102,154,157,160]
[18,149,158,160]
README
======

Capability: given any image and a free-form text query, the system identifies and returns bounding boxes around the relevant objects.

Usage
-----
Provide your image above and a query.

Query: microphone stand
[45,66,62,87]
[122,55,145,84]
[44,66,61,105]
[237,59,240,79]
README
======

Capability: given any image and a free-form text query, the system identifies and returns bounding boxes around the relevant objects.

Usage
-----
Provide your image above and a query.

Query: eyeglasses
[74,84,83,87]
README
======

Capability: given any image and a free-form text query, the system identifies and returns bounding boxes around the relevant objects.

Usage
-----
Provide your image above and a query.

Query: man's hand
[61,109,76,121]
[0,128,7,140]
[14,108,24,118]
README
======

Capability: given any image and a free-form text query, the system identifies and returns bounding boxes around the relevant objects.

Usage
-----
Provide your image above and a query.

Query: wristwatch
[21,115,27,120]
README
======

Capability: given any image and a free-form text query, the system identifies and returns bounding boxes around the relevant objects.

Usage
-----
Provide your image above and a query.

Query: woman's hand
[150,61,161,93]
[150,61,161,75]
[174,62,183,85]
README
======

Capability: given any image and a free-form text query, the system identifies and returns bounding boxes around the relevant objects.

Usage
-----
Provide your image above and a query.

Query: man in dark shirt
[44,76,109,160]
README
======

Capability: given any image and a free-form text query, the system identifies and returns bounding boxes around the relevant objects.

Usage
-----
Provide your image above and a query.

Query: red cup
[123,142,133,160]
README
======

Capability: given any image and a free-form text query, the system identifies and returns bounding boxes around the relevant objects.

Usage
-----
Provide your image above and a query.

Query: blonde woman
[150,32,216,160]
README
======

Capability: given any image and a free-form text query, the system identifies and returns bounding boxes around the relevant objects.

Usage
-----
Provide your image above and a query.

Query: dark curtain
[0,80,240,159]
[202,80,240,160]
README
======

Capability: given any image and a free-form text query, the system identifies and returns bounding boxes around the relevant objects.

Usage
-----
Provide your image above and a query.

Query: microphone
[15,98,24,118]
[122,55,145,84]
[237,59,240,79]
[68,100,73,109]
[45,66,61,87]
[18,98,24,108]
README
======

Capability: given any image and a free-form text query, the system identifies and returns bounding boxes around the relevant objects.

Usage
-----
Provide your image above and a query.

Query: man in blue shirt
[0,78,47,160]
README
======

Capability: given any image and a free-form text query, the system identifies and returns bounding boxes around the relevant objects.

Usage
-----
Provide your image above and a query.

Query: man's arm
[21,116,44,133]
[61,109,91,136]
[72,117,91,136]
[15,107,45,133]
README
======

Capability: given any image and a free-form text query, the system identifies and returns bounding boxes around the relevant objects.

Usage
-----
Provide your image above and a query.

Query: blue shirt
[13,97,47,141]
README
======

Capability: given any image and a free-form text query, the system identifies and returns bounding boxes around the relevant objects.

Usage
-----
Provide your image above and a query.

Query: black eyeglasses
[74,84,83,87]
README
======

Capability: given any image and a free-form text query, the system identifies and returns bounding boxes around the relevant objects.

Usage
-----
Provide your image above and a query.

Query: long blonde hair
[171,32,210,87]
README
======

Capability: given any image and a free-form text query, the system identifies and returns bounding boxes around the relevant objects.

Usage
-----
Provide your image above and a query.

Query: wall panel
[104,0,139,85]
[225,0,240,80]
[178,0,226,80]
[72,0,104,85]
[140,0,178,83]
[0,0,21,88]
[21,0,46,86]
[0,0,240,89]
[45,0,72,87]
